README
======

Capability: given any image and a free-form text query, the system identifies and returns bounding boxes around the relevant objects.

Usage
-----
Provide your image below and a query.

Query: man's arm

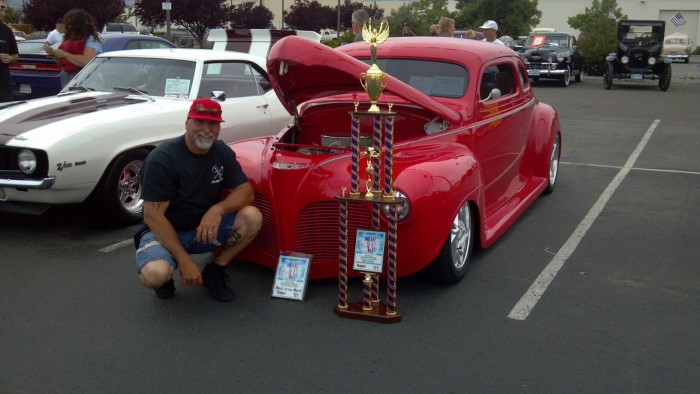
[143,200,203,286]
[196,182,254,243]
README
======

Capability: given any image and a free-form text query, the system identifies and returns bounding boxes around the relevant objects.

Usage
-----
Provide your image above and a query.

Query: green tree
[3,5,23,24]
[453,0,540,37]
[284,0,335,31]
[22,0,125,32]
[230,2,274,29]
[568,0,624,76]
[135,0,230,48]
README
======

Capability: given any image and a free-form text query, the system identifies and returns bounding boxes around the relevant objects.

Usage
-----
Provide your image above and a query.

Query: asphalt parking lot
[1,58,699,393]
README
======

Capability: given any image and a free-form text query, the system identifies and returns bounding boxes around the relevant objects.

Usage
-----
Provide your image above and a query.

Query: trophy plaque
[334,19,402,323]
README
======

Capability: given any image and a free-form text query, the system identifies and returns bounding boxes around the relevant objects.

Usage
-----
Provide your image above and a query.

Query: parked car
[0,48,292,224]
[662,32,691,63]
[520,32,584,86]
[229,36,561,283]
[10,34,177,100]
[604,20,671,91]
[102,22,139,35]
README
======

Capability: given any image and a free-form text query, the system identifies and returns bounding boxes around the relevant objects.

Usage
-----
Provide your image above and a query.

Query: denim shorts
[135,212,236,273]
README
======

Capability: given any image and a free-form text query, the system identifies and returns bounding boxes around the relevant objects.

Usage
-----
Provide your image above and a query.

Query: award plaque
[271,252,312,301]
[334,19,402,323]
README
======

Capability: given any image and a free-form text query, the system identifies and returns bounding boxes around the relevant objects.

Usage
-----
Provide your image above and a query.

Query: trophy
[359,19,390,113]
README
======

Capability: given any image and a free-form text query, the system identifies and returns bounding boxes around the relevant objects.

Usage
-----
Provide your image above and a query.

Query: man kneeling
[135,98,262,302]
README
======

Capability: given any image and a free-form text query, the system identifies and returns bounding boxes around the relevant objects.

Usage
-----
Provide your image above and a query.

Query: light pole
[163,0,172,42]
[336,0,340,38]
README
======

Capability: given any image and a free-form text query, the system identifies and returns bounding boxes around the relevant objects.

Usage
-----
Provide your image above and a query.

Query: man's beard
[193,131,215,150]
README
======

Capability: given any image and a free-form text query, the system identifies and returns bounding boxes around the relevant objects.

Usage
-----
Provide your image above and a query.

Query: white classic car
[0,48,293,224]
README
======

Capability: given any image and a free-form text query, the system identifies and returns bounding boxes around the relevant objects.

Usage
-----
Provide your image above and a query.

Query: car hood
[522,47,568,60]
[0,92,176,147]
[266,36,461,125]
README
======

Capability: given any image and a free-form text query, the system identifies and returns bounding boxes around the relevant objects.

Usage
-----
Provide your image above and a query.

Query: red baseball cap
[187,98,225,123]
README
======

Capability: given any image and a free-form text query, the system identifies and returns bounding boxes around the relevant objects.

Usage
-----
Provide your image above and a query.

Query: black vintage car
[604,20,671,91]
[520,32,584,87]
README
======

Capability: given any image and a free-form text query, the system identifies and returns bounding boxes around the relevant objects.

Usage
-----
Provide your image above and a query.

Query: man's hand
[197,206,224,244]
[179,259,203,286]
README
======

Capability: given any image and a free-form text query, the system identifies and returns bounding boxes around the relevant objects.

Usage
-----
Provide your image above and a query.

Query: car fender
[523,101,560,180]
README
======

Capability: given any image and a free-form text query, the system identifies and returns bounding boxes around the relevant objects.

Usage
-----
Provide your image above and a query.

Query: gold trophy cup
[359,19,390,113]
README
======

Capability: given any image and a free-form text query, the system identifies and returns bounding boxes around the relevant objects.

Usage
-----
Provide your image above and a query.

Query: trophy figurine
[359,19,390,113]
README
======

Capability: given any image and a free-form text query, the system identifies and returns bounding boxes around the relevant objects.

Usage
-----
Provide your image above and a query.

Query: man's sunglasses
[192,107,222,115]
[0,4,8,10]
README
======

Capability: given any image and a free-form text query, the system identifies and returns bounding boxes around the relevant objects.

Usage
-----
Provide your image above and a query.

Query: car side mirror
[211,90,227,101]
[480,88,501,103]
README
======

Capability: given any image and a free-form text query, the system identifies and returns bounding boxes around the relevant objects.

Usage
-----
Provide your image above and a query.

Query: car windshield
[526,34,570,48]
[66,56,196,97]
[665,38,687,45]
[360,58,469,98]
[618,24,662,42]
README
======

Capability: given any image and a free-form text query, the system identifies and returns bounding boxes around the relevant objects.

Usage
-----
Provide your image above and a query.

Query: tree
[284,0,335,32]
[22,0,125,32]
[568,0,624,76]
[3,5,23,24]
[335,0,383,33]
[230,2,274,29]
[135,0,230,48]
[453,0,540,37]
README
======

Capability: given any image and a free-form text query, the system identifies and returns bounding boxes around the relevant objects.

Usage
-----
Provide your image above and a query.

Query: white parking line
[508,119,661,321]
[98,239,133,253]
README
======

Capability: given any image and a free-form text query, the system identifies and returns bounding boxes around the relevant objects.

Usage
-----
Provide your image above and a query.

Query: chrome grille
[296,201,372,262]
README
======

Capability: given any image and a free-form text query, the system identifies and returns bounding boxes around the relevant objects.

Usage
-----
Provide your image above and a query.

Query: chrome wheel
[432,201,474,283]
[118,159,144,215]
[544,132,561,194]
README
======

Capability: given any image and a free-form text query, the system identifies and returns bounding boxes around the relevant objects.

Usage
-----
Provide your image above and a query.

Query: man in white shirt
[45,18,65,47]
[479,20,505,46]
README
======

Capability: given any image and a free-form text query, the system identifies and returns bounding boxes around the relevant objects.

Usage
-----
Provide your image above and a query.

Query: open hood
[266,36,461,125]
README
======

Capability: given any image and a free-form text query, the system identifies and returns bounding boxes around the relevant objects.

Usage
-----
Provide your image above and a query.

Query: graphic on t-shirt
[212,165,224,183]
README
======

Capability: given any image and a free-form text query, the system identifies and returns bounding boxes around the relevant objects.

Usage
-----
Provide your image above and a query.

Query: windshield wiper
[57,85,95,95]
[113,86,154,102]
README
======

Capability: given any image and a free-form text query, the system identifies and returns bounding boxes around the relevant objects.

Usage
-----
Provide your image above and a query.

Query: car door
[199,61,275,141]
[474,59,532,215]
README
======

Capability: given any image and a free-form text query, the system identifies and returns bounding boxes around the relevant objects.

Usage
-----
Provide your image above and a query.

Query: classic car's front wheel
[560,66,571,87]
[659,64,672,91]
[543,132,561,195]
[433,201,474,284]
[604,62,614,90]
[98,149,148,225]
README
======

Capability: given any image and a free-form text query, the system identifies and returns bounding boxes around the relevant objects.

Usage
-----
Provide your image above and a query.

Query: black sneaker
[202,262,234,302]
[154,279,175,299]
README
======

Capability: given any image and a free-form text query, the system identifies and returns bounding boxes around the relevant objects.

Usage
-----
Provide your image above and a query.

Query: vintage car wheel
[659,64,672,91]
[604,63,614,90]
[543,132,561,195]
[559,66,571,87]
[98,149,148,225]
[433,201,474,284]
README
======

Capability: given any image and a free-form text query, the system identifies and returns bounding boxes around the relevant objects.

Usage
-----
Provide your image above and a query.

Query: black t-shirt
[140,136,249,231]
[0,23,19,87]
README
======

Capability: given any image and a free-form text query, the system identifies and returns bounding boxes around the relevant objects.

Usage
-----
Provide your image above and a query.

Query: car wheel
[604,62,613,90]
[98,149,148,225]
[659,64,672,91]
[433,201,474,284]
[543,132,561,195]
[559,66,571,87]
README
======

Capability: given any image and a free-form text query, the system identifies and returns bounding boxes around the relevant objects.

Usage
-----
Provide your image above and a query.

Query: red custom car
[230,36,561,283]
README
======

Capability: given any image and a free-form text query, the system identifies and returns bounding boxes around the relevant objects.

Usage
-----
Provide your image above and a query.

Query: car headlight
[380,190,410,221]
[550,63,557,70]
[556,54,565,62]
[18,149,37,175]
[621,56,629,64]
[648,57,656,65]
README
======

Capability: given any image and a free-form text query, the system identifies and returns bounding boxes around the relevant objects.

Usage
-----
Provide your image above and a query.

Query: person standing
[0,0,19,102]
[43,9,102,87]
[401,23,415,36]
[352,9,370,42]
[479,20,506,45]
[429,24,439,36]
[135,98,262,302]
[437,17,455,37]
[45,18,65,47]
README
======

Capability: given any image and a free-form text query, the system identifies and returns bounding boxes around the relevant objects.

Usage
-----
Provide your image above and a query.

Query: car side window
[198,61,263,99]
[518,64,529,89]
[480,64,515,100]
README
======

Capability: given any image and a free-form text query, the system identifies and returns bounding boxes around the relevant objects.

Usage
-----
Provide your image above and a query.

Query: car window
[17,41,47,55]
[518,64,528,89]
[122,39,174,50]
[480,64,514,100]
[198,61,266,98]
[71,57,196,97]
[527,34,571,48]
[361,58,469,98]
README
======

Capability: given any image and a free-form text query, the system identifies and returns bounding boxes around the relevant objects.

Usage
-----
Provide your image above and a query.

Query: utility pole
[163,0,172,42]
[336,0,340,38]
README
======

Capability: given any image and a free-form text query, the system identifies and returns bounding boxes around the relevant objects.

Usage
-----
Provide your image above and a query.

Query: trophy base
[334,301,402,324]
